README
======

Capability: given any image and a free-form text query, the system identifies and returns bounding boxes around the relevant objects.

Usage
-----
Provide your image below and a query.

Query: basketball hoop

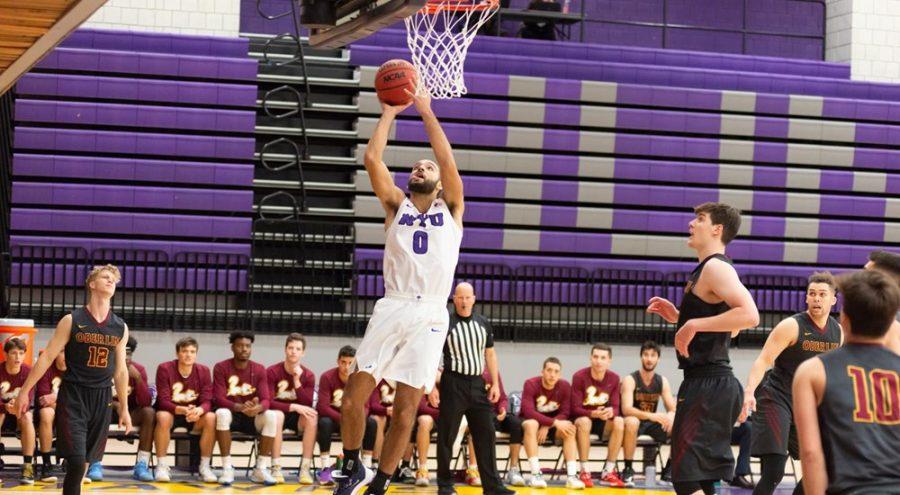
[404,0,499,99]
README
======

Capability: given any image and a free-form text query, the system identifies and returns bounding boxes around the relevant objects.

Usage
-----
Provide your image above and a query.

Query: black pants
[437,372,503,491]
[317,416,377,453]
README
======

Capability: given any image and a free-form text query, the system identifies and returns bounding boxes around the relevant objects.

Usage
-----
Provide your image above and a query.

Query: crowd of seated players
[0,331,703,489]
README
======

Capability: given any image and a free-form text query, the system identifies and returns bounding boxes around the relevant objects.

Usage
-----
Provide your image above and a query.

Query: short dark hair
[3,337,27,353]
[591,342,612,357]
[640,340,661,356]
[338,345,356,359]
[285,333,307,350]
[807,271,836,293]
[126,336,137,352]
[228,331,254,344]
[694,202,742,245]
[542,356,561,369]
[176,337,198,352]
[868,250,900,283]
[836,270,900,338]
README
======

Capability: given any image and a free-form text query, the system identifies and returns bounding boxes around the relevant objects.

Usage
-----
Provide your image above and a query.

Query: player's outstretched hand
[380,98,413,116]
[119,406,133,435]
[647,297,679,324]
[674,320,697,357]
[738,393,756,423]
[403,88,433,116]
[13,393,31,419]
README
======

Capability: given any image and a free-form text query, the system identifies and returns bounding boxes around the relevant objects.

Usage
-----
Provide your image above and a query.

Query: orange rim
[421,0,499,13]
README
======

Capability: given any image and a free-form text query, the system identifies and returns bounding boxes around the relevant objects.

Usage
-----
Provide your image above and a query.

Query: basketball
[375,59,418,106]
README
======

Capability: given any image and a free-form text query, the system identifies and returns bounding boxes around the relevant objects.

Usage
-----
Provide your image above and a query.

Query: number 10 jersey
[382,197,462,300]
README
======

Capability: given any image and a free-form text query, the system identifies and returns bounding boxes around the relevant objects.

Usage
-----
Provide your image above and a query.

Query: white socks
[529,457,541,475]
[200,457,211,469]
[137,451,151,464]
[257,456,271,470]
[156,456,168,468]
[566,461,578,477]
[301,458,311,469]
[362,454,373,467]
[223,455,233,469]
[320,455,332,468]
[273,457,281,468]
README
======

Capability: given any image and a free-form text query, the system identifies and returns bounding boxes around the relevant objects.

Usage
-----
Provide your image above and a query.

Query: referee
[435,283,514,495]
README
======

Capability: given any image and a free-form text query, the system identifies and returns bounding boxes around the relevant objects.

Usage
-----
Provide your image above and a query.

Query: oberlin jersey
[817,344,900,494]
[65,307,126,388]
[383,197,462,299]
[766,312,841,397]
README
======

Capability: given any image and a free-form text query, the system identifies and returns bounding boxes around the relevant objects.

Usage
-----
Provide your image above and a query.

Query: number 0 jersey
[65,307,126,388]
[383,197,462,300]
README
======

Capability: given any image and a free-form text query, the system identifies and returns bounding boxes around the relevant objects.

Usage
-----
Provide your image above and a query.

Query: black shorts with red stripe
[750,383,799,459]
[670,371,742,483]
[55,380,112,461]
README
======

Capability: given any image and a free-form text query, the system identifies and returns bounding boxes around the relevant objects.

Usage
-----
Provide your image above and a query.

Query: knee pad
[259,410,278,437]
[216,408,233,431]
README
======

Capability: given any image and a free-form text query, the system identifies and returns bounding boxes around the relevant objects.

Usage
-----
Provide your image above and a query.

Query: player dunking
[15,265,133,495]
[333,89,463,495]
[646,203,759,495]
[738,272,841,495]
[793,270,900,493]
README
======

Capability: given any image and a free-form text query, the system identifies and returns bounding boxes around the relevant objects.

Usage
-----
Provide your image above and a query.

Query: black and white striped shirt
[443,311,495,375]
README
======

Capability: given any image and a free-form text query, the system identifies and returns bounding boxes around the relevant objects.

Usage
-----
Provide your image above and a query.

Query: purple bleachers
[404,97,900,148]
[353,45,900,101]
[62,29,249,58]
[11,183,252,212]
[14,127,254,160]
[15,100,255,133]
[16,73,257,108]
[12,263,247,291]
[383,119,900,171]
[11,209,251,239]
[13,154,253,187]
[36,48,257,81]
[359,29,847,79]
[12,236,250,257]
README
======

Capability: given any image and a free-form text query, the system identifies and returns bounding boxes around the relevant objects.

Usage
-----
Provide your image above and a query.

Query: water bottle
[562,0,571,14]
[644,465,656,487]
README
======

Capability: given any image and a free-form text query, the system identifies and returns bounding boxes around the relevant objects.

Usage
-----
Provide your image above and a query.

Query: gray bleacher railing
[4,245,806,344]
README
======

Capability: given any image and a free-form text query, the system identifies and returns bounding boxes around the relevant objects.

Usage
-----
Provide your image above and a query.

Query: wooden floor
[0,479,675,494]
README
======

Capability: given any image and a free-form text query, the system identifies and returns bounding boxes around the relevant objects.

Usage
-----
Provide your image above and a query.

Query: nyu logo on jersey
[398,212,444,228]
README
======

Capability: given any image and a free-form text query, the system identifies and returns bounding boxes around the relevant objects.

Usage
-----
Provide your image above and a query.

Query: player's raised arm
[364,101,410,217]
[409,90,464,224]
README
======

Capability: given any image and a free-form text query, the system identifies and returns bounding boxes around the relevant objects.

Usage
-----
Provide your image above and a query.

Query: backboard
[308,0,426,48]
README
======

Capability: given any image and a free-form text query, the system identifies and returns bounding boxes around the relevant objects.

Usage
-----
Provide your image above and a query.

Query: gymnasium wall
[83,0,241,37]
[31,327,762,398]
[825,0,900,83]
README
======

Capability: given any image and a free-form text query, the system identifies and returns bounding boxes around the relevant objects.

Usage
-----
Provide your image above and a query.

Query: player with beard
[738,272,841,495]
[620,341,677,483]
[333,89,464,495]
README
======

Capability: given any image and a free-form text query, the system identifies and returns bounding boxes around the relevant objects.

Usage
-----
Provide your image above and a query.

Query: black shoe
[621,466,635,487]
[484,486,516,495]
[660,462,672,482]
[438,483,458,495]
[40,463,61,483]
[729,475,754,489]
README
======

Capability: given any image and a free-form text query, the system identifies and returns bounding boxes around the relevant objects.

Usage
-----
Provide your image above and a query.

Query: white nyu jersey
[383,198,462,300]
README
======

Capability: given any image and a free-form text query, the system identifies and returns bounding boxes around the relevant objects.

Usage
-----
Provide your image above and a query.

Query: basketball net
[404,0,499,99]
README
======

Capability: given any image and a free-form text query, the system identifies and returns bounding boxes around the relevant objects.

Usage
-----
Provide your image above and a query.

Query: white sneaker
[199,465,217,483]
[218,465,235,485]
[271,465,285,484]
[529,473,547,488]
[566,475,586,490]
[506,467,526,487]
[155,465,171,482]
[250,467,277,486]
